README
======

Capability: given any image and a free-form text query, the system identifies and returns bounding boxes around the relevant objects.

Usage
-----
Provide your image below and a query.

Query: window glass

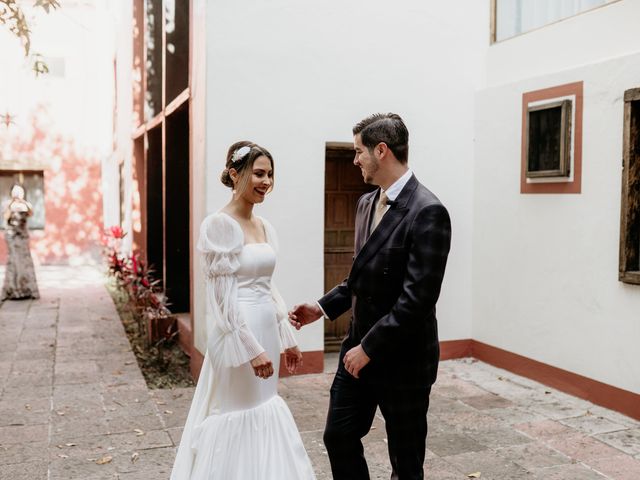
[496,0,608,41]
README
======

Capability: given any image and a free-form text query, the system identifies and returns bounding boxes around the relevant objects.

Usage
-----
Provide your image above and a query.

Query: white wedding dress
[170,212,315,480]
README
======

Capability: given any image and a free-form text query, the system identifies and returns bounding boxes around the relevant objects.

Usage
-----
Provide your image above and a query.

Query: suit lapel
[355,192,376,254]
[349,175,418,281]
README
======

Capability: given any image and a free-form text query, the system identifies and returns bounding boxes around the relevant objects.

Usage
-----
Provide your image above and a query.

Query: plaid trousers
[323,362,432,480]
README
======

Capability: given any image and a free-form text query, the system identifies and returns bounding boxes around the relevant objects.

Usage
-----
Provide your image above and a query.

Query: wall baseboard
[178,314,639,421]
[439,339,640,421]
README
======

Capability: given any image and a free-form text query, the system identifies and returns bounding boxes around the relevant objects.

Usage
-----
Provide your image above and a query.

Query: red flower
[108,225,126,239]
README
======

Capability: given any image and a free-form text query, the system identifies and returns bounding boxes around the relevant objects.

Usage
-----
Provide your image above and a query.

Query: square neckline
[218,211,269,246]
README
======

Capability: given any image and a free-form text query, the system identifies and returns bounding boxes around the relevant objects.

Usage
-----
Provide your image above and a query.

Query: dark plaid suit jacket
[319,174,451,388]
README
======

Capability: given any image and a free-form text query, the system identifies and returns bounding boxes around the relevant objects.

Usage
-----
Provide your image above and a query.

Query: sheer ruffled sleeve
[261,216,298,351]
[197,213,264,367]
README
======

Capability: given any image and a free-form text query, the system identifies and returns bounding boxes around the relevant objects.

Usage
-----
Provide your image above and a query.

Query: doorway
[324,144,376,351]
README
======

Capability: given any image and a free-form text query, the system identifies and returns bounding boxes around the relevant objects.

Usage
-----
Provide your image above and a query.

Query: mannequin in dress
[170,141,315,479]
[1,184,40,300]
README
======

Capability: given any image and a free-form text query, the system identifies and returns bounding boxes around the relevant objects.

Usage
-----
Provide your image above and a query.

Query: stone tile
[545,433,622,462]
[530,463,609,480]
[49,432,112,455]
[6,370,53,388]
[10,359,54,374]
[514,419,575,440]
[460,393,515,410]
[48,455,117,480]
[14,348,54,361]
[427,394,476,415]
[530,399,592,420]
[107,429,173,451]
[0,461,48,480]
[158,405,190,429]
[586,454,640,480]
[166,426,183,446]
[427,432,488,457]
[49,416,110,438]
[448,406,505,428]
[0,350,16,361]
[485,406,548,425]
[496,441,571,470]
[54,360,101,386]
[0,423,48,444]
[0,401,50,427]
[588,406,640,429]
[472,426,533,449]
[1,385,52,404]
[105,413,164,435]
[0,441,48,465]
[595,428,640,456]
[111,446,176,474]
[432,379,490,399]
[560,413,628,435]
[423,456,465,479]
[117,468,173,480]
[444,449,532,479]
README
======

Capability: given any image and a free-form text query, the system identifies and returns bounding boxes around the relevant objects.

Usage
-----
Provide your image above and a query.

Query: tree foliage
[0,0,60,75]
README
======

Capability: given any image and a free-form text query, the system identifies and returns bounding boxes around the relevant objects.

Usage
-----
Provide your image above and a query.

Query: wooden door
[324,145,376,351]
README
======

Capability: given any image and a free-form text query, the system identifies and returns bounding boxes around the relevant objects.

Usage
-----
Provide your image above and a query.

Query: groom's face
[353,134,379,185]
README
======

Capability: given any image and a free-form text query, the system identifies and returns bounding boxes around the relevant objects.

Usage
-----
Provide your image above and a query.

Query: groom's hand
[288,303,322,330]
[343,345,370,379]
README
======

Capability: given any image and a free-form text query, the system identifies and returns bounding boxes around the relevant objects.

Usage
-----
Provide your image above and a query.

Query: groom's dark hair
[353,113,409,165]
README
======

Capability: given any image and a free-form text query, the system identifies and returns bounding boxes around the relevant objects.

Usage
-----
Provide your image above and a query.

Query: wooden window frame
[132,0,191,273]
[521,82,583,194]
[619,88,640,285]
[525,100,572,179]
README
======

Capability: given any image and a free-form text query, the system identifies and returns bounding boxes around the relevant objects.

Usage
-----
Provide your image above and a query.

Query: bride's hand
[284,346,303,374]
[250,353,274,379]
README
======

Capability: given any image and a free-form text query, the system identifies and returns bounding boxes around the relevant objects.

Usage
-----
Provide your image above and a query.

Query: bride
[170,141,316,479]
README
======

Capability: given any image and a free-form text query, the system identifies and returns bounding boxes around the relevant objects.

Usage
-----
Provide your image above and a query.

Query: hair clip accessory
[231,146,251,163]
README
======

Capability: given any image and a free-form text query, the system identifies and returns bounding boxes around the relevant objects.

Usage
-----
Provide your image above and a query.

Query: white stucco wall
[474,40,640,395]
[487,0,638,87]
[199,0,489,353]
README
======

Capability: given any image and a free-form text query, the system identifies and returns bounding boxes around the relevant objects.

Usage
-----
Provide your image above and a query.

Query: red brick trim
[440,339,473,360]
[439,339,640,421]
[521,81,583,194]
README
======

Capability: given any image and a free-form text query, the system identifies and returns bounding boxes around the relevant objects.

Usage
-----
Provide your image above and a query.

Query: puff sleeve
[197,213,264,367]
[261,216,298,351]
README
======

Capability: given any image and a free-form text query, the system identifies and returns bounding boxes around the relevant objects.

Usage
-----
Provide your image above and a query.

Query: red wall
[0,108,104,265]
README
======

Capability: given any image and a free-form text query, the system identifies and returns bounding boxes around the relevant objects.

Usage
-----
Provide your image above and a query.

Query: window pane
[528,107,563,173]
[145,0,163,120]
[165,0,189,103]
[496,0,608,41]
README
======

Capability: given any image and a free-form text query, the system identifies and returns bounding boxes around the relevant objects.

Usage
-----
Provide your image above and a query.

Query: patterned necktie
[372,191,389,231]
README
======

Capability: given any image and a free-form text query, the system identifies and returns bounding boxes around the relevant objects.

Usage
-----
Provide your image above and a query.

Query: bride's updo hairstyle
[221,140,275,195]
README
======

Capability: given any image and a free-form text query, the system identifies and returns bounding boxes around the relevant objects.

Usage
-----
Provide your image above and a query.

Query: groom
[289,113,451,479]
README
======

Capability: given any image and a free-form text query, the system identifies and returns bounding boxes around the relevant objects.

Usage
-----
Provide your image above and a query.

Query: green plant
[103,226,176,346]
[0,0,60,75]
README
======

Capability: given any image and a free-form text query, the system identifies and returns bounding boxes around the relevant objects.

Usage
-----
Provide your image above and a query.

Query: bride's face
[238,155,273,204]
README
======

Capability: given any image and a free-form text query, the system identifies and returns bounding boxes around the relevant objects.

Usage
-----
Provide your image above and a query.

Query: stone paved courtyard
[1,266,639,479]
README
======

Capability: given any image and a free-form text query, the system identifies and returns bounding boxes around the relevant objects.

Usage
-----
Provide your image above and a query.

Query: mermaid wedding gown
[170,212,315,480]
